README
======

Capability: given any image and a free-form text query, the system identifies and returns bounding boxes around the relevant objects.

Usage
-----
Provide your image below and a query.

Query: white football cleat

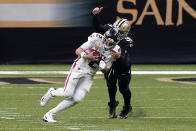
[43,112,57,123]
[40,88,55,107]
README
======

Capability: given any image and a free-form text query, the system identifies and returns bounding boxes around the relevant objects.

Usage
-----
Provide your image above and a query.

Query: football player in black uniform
[92,7,134,119]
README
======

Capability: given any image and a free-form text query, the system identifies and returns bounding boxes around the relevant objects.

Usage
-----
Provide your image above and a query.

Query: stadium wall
[0,0,196,64]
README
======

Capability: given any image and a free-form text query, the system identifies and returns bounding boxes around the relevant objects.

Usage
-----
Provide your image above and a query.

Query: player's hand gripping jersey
[71,32,120,75]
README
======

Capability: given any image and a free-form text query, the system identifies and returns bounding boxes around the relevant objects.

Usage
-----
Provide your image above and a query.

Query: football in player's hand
[85,48,100,57]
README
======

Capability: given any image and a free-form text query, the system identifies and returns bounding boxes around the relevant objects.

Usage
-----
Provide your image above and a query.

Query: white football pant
[49,71,93,114]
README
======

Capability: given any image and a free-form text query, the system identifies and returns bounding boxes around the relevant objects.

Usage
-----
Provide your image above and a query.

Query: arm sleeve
[80,33,100,50]
[93,15,107,34]
[96,0,103,7]
[93,15,111,34]
[119,46,132,67]
[119,52,126,62]
[80,41,93,50]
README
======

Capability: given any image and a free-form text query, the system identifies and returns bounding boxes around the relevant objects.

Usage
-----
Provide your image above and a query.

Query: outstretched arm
[92,7,110,34]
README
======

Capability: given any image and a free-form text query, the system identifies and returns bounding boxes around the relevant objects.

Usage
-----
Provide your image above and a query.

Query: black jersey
[93,15,134,48]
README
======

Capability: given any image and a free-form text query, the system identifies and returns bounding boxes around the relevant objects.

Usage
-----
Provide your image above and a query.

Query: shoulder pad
[119,37,134,47]
[88,33,104,41]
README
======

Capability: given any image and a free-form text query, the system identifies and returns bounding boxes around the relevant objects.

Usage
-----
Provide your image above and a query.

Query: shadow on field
[128,108,146,118]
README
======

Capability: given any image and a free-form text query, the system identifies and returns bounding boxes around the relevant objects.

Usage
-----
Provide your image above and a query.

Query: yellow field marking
[0,82,9,85]
[28,78,63,84]
[157,77,196,85]
[93,76,104,80]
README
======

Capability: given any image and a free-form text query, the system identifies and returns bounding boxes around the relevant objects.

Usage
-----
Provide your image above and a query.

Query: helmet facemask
[103,28,120,51]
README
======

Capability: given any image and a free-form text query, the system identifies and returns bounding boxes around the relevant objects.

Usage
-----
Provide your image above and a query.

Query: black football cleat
[118,105,132,119]
[108,100,119,118]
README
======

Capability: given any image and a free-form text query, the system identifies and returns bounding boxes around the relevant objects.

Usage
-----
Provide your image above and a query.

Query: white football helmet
[113,18,131,40]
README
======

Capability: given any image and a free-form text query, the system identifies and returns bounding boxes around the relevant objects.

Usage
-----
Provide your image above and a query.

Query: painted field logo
[117,0,196,26]
[0,77,64,85]
[157,77,196,85]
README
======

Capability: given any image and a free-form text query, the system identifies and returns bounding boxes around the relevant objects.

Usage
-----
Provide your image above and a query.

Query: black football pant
[104,67,132,107]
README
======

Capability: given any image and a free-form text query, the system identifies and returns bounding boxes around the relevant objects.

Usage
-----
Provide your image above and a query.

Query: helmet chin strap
[104,45,114,51]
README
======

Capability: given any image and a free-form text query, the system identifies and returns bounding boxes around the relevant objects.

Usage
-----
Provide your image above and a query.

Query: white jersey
[71,32,120,76]
[41,33,121,115]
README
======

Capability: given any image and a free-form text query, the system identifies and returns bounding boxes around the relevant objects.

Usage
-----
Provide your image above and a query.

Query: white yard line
[27,87,48,89]
[0,128,46,130]
[1,86,195,90]
[24,94,43,96]
[133,106,181,109]
[132,86,196,89]
[75,106,184,109]
[0,117,15,119]
[0,108,16,110]
[0,115,31,116]
[0,112,20,114]
[0,87,13,88]
[1,71,196,74]
[141,116,196,119]
[70,116,196,119]
[132,71,196,74]
[154,98,196,101]
[0,71,70,74]
[66,127,81,130]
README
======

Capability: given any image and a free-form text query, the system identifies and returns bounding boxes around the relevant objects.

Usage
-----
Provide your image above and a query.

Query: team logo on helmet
[113,18,131,39]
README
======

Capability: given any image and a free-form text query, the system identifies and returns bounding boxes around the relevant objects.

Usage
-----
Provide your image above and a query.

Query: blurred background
[0,0,196,64]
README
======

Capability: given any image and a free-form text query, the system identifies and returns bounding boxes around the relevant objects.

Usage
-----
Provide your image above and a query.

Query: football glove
[99,60,106,70]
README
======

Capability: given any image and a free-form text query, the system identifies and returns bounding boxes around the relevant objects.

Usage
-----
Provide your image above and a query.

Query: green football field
[0,65,196,131]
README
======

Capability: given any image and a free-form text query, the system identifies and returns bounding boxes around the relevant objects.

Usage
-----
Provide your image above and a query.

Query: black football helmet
[104,27,121,50]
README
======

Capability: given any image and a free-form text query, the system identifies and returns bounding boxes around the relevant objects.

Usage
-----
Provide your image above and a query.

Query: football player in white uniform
[40,28,121,122]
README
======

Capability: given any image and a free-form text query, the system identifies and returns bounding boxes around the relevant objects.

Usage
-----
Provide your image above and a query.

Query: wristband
[81,52,86,58]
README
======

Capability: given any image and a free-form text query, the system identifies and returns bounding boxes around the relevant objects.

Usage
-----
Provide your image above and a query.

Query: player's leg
[40,72,78,107]
[117,48,132,119]
[104,66,118,118]
[43,98,75,122]
[118,72,132,119]
[49,76,93,114]
[43,75,93,122]
[53,72,79,98]
[72,75,93,103]
[40,87,55,106]
[42,72,79,122]
[105,66,118,104]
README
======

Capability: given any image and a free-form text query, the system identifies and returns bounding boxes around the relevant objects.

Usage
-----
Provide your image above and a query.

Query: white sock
[49,99,76,114]
[51,88,64,97]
